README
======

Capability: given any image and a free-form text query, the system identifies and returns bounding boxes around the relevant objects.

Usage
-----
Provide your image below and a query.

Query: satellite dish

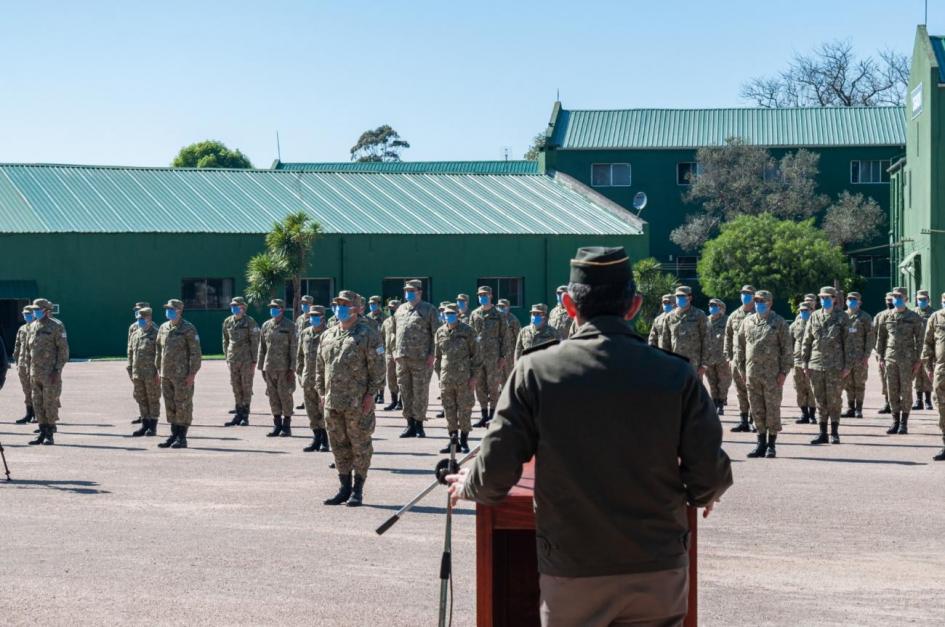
[632,191,647,214]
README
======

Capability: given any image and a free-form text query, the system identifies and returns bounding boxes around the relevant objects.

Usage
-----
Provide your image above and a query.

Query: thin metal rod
[437,439,458,627]
[0,441,10,481]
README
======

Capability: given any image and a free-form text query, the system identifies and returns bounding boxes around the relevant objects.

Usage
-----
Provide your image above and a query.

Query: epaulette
[521,339,560,356]
[653,346,690,363]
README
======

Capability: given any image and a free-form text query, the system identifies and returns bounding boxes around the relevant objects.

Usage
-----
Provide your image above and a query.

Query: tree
[245,212,321,313]
[671,138,828,251]
[698,214,851,310]
[350,125,410,162]
[524,132,547,160]
[245,251,289,305]
[741,41,908,107]
[172,140,253,169]
[632,258,678,336]
[822,191,885,248]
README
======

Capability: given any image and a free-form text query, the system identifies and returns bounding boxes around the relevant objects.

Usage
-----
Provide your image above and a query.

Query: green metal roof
[549,106,906,149]
[0,164,642,236]
[929,36,945,83]
[272,160,539,174]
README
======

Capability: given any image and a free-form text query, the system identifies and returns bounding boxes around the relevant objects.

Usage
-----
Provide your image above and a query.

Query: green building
[890,26,945,299]
[0,162,645,357]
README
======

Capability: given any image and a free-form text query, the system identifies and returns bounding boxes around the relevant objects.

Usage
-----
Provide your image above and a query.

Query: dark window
[476,277,524,308]
[676,162,703,185]
[383,277,432,304]
[182,278,234,310]
[662,257,698,281]
[591,163,611,186]
[285,278,334,308]
[851,160,891,184]
[590,163,631,187]
[851,255,891,279]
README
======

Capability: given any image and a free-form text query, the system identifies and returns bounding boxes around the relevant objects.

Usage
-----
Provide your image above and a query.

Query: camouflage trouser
[730,362,750,413]
[396,358,433,422]
[263,370,295,417]
[133,377,161,419]
[934,365,945,433]
[386,357,399,396]
[747,372,783,435]
[884,361,915,414]
[705,362,732,403]
[326,406,374,478]
[794,366,815,407]
[162,376,194,426]
[879,360,888,398]
[808,368,843,423]
[442,381,474,433]
[303,385,324,430]
[31,371,62,425]
[18,367,31,407]
[228,360,254,406]
[843,360,869,405]
[475,358,504,410]
[915,362,932,395]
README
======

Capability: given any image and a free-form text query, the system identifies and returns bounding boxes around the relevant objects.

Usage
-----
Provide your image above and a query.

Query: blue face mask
[301,303,310,313]
[445,313,458,325]
[820,297,833,310]
[740,293,753,306]
[662,303,673,313]
[457,301,467,311]
[918,299,929,309]
[137,318,149,329]
[497,306,508,315]
[893,296,905,309]
[847,299,859,310]
[310,315,322,327]
[404,290,417,303]
[478,294,489,306]
[270,307,282,318]
[23,312,34,323]
[755,302,769,315]
[369,303,379,312]
[230,305,241,315]
[800,310,811,321]
[675,296,688,308]
[335,305,351,321]
[34,309,46,320]
[165,308,178,321]
[531,314,544,327]
[708,305,720,316]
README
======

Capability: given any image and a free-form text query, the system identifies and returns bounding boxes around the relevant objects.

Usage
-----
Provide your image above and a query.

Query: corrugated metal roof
[273,160,539,174]
[0,164,642,236]
[929,36,945,83]
[549,106,906,149]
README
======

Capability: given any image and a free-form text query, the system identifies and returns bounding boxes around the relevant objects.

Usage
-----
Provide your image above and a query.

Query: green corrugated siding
[0,164,640,236]
[551,107,906,149]
[273,160,539,174]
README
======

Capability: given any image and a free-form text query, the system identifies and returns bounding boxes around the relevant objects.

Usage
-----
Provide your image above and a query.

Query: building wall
[0,231,647,357]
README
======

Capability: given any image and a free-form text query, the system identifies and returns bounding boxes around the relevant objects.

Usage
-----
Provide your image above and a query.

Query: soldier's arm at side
[154,331,162,372]
[778,321,793,376]
[433,332,442,378]
[289,322,299,373]
[55,326,70,372]
[469,331,482,374]
[514,329,524,362]
[250,322,260,364]
[257,327,267,371]
[736,323,747,373]
[865,315,877,355]
[127,329,135,374]
[188,328,202,375]
[296,334,305,377]
[678,372,733,507]
[222,323,229,358]
[647,321,658,347]
[315,342,327,398]
[12,331,20,364]
[801,318,814,364]
[723,316,734,361]
[699,314,710,369]
[366,332,385,394]
[922,316,935,366]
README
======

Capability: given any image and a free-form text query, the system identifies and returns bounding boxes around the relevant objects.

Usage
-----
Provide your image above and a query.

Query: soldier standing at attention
[128,302,150,425]
[258,298,298,438]
[298,305,330,453]
[648,294,674,348]
[876,292,896,415]
[515,304,559,361]
[25,299,69,446]
[293,295,314,411]
[659,286,709,376]
[876,288,924,435]
[317,291,386,507]
[705,299,732,416]
[497,298,520,363]
[434,303,480,454]
[155,299,201,449]
[548,285,572,338]
[725,285,756,433]
[13,306,35,425]
[842,292,874,419]
[129,308,160,437]
[802,287,850,445]
[737,290,792,458]
[921,293,945,460]
[470,286,510,428]
[791,302,817,424]
[365,295,387,404]
[222,296,259,427]
[394,280,438,438]
[381,299,401,411]
[913,290,935,410]
[456,294,471,324]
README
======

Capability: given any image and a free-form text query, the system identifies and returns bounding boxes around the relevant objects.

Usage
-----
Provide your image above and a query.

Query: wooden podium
[476,460,698,627]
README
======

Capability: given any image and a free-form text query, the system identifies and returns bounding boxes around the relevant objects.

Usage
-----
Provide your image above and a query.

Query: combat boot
[854,401,863,419]
[324,473,353,505]
[158,425,179,448]
[809,407,817,422]
[384,394,399,411]
[145,418,157,437]
[765,434,777,458]
[347,475,365,507]
[171,426,188,448]
[810,423,829,445]
[436,410,445,418]
[238,405,250,426]
[886,413,901,434]
[843,405,856,418]
[394,398,403,410]
[830,422,840,444]
[318,429,331,452]
[795,407,811,424]
[912,397,923,410]
[132,419,149,437]
[43,425,55,445]
[898,413,909,435]
[716,400,725,416]
[375,392,384,404]
[399,418,418,438]
[926,392,934,411]
[731,413,751,432]
[266,416,283,437]
[933,438,945,461]
[440,431,459,454]
[303,430,319,452]
[15,406,33,424]
[746,434,767,458]
[296,402,305,410]
[474,407,489,428]
[280,417,292,437]
[28,425,46,446]
[224,408,241,427]
[878,401,891,415]
[459,431,470,454]
[415,420,426,438]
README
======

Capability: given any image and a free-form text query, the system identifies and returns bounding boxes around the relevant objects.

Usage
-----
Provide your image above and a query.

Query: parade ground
[1,359,944,627]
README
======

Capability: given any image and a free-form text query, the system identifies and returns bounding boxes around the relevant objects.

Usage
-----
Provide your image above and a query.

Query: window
[851,255,891,279]
[285,278,334,307]
[182,278,234,310]
[662,257,698,281]
[477,277,524,308]
[676,162,703,185]
[383,277,432,303]
[850,160,891,184]
[590,163,631,187]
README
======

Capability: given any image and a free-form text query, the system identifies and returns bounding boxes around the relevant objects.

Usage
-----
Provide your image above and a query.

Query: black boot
[843,404,856,418]
[266,416,283,437]
[795,406,811,424]
[854,401,863,419]
[898,413,909,435]
[886,412,901,435]
[878,401,891,415]
[746,433,767,458]
[280,417,292,437]
[303,430,319,452]
[811,423,829,445]
[716,400,725,416]
[399,418,418,438]
[830,422,840,444]
[394,398,403,410]
[474,407,490,428]
[224,407,241,427]
[296,402,305,410]
[436,410,445,418]
[43,425,55,445]
[238,405,250,426]
[765,434,777,458]
[809,407,817,422]
[318,428,331,452]
[926,392,934,411]
[158,424,179,448]
[912,397,923,410]
[171,425,188,448]
[440,431,459,454]
[459,431,470,454]
[384,394,399,411]
[145,418,157,437]
[132,418,149,437]
[347,475,365,507]
[324,473,353,505]
[415,420,426,438]
[16,406,33,424]
[934,438,945,461]
[731,413,751,432]
[28,425,46,446]
[375,392,384,404]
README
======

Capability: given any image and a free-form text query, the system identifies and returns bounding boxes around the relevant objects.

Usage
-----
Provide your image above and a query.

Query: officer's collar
[569,315,641,340]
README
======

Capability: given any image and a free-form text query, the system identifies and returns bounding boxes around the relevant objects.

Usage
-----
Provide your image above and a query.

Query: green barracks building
[890,26,945,300]
[0,162,645,357]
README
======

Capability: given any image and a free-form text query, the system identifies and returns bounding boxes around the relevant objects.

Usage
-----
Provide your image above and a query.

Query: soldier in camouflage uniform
[548,285,573,338]
[705,299,732,415]
[647,294,674,348]
[876,287,924,435]
[737,290,792,458]
[25,299,69,446]
[258,298,298,437]
[222,296,259,427]
[725,285,756,432]
[802,287,850,445]
[470,285,510,428]
[128,302,150,425]
[394,280,438,438]
[317,291,386,507]
[921,293,945,460]
[295,295,314,334]
[381,299,401,411]
[659,286,709,375]
[791,302,817,424]
[128,308,161,437]
[434,303,481,454]
[515,304,559,360]
[876,292,896,414]
[913,290,935,410]
[497,298,521,365]
[365,295,387,403]
[456,294,471,324]
[841,292,875,419]
[155,299,201,449]
[13,306,35,425]
[297,306,330,453]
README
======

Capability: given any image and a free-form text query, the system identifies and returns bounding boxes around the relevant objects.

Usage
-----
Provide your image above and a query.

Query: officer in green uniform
[259,298,298,437]
[434,303,480,454]
[705,298,732,416]
[876,288,924,435]
[791,302,816,424]
[129,307,161,437]
[842,292,874,418]
[725,285,756,432]
[647,294,674,348]
[922,292,945,460]
[128,301,150,425]
[802,287,850,445]
[26,299,69,446]
[155,299,202,449]
[297,306,330,452]
[222,296,259,427]
[876,292,896,414]
[381,299,401,411]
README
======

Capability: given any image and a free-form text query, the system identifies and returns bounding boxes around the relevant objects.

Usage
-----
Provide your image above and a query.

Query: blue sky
[0,1,936,167]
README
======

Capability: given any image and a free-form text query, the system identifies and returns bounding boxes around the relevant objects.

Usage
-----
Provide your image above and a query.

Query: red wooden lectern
[476,460,698,627]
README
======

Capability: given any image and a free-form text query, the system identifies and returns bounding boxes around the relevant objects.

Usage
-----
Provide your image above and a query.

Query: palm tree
[263,211,322,315]
[245,251,290,305]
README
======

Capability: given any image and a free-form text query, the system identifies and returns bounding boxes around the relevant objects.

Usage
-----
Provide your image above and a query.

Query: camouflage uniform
[705,301,732,412]
[921,302,945,457]
[876,305,924,416]
[802,288,850,440]
[789,308,816,420]
[295,295,315,335]
[126,301,149,423]
[514,305,559,360]
[26,300,69,430]
[914,293,935,406]
[127,316,160,422]
[548,286,572,338]
[434,312,481,438]
[12,311,33,419]
[456,295,471,324]
[222,300,259,420]
[394,283,438,428]
[737,301,792,438]
[381,301,400,406]
[298,306,331,452]
[258,302,298,423]
[842,298,875,416]
[647,295,674,348]
[498,299,520,380]
[724,286,756,423]
[659,287,709,371]
[469,287,511,417]
[155,302,202,428]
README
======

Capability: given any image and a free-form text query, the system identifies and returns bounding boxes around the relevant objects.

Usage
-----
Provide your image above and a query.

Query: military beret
[497,298,511,306]
[818,286,837,297]
[569,246,632,286]
[847,292,862,300]
[556,285,568,293]
[477,285,493,295]
[33,298,54,310]
[300,295,315,305]
[134,301,150,309]
[798,302,811,311]
[530,303,548,314]
[661,293,674,303]
[163,299,184,310]
[268,298,286,309]
[332,290,357,304]
[307,305,326,316]
[230,297,247,307]
[369,295,382,303]
[443,303,459,314]
[404,279,423,290]
[917,290,930,298]
[675,286,693,297]
[137,307,153,317]
[740,285,756,294]
[754,290,773,301]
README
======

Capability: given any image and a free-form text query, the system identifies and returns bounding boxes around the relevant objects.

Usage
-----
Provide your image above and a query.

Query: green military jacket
[27,317,70,376]
[706,313,727,366]
[514,323,559,361]
[127,324,158,379]
[470,306,510,361]
[365,310,386,332]
[845,309,875,361]
[724,306,753,363]
[548,304,572,338]
[736,312,793,377]
[297,323,326,384]
[381,315,397,358]
[802,308,850,372]
[789,316,808,367]
[648,311,669,348]
[258,316,298,373]
[315,320,385,411]
[13,324,30,373]
[876,309,924,365]
[394,300,438,360]
[222,314,260,364]
[921,309,945,368]
[659,306,710,369]
[434,322,481,386]
[155,319,202,379]
[504,313,522,359]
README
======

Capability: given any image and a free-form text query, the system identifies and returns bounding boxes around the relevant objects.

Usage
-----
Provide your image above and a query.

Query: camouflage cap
[332,290,357,304]
[798,302,812,311]
[556,285,568,293]
[847,291,862,300]
[163,299,184,310]
[300,295,314,305]
[917,290,930,298]
[456,293,469,302]
[885,292,894,299]
[353,293,365,307]
[530,303,548,314]
[268,298,286,309]
[894,286,907,293]
[892,287,908,297]
[438,301,451,309]
[137,307,153,317]
[754,290,773,301]
[739,285,756,294]
[230,296,247,307]
[22,306,32,314]
[443,302,459,314]
[32,298,54,310]
[404,279,423,290]
[674,286,692,297]
[306,305,326,316]
[477,285,493,295]
[369,295,382,304]
[818,286,837,297]
[661,293,674,303]
[387,299,401,308]
[134,301,150,309]
[497,298,511,307]
[709,298,724,307]
[804,293,817,301]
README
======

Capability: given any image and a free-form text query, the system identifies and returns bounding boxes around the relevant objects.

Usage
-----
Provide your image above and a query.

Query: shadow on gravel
[783,456,927,466]
[186,447,288,455]
[54,443,148,452]
[365,503,475,516]
[372,451,436,457]
[0,422,115,428]
[370,467,435,476]
[3,479,110,495]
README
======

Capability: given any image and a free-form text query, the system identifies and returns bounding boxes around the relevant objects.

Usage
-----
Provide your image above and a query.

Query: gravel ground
[1,360,944,626]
